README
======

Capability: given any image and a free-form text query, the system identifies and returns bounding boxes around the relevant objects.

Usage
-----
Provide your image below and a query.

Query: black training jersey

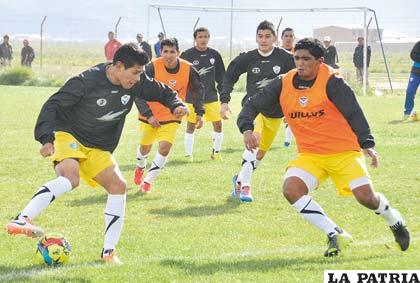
[34,63,183,152]
[220,47,295,106]
[180,47,225,103]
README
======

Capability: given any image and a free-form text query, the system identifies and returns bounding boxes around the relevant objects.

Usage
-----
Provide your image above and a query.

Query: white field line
[1,236,418,281]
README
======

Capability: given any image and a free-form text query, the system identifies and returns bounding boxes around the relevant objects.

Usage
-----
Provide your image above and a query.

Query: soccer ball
[35,233,71,266]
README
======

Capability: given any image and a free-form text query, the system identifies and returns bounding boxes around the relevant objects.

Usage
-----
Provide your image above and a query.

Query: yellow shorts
[139,121,180,145]
[286,151,370,196]
[51,131,115,188]
[186,101,221,123]
[254,114,283,151]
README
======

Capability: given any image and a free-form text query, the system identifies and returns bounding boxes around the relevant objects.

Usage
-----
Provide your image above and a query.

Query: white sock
[374,193,403,227]
[104,194,126,251]
[184,133,194,156]
[237,149,257,188]
[292,195,338,237]
[212,131,223,153]
[20,176,72,220]
[284,124,294,144]
[144,152,167,184]
[136,146,148,169]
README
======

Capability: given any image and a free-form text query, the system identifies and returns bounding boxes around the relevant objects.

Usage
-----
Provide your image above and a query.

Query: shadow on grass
[159,254,384,275]
[149,199,241,218]
[0,261,101,282]
[388,119,418,124]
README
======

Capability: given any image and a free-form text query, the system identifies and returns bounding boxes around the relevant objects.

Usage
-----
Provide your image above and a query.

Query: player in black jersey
[180,27,226,160]
[220,20,295,202]
[5,43,187,264]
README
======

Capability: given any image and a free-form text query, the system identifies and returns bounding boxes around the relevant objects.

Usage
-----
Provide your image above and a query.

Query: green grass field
[0,85,419,282]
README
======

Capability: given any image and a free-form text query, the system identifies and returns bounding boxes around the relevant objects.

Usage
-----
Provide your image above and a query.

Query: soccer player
[220,20,295,202]
[180,27,226,160]
[280,27,296,148]
[5,43,187,264]
[237,38,410,256]
[134,38,204,193]
[281,27,295,53]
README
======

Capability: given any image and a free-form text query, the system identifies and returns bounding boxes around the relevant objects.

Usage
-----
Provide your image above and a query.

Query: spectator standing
[154,32,165,58]
[104,31,122,61]
[136,33,152,60]
[21,39,35,67]
[403,40,420,121]
[353,36,371,85]
[323,36,339,69]
[0,34,13,67]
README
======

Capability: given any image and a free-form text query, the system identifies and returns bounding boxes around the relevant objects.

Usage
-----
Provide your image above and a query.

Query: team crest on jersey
[69,142,79,149]
[169,80,177,87]
[299,96,309,107]
[209,58,215,65]
[252,67,260,74]
[193,60,199,65]
[97,98,107,106]
[273,65,281,74]
[121,94,130,105]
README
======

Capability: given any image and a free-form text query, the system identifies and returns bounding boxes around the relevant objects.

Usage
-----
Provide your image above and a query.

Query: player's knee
[283,178,307,204]
[256,150,266,160]
[159,144,171,156]
[110,179,127,194]
[213,121,222,132]
[63,174,80,189]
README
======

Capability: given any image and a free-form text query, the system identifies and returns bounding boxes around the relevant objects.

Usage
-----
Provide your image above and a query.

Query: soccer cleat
[133,166,144,185]
[283,141,291,148]
[324,228,353,257]
[101,249,122,265]
[239,186,253,202]
[184,155,194,163]
[390,221,410,251]
[408,112,418,122]
[210,152,222,161]
[139,181,152,194]
[231,175,241,199]
[6,217,44,238]
[402,114,410,121]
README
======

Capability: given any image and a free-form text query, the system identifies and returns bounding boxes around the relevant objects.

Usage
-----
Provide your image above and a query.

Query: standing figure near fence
[403,40,420,121]
[104,31,122,61]
[136,33,152,60]
[353,37,371,85]
[21,39,35,67]
[154,32,165,58]
[323,36,339,69]
[0,35,13,67]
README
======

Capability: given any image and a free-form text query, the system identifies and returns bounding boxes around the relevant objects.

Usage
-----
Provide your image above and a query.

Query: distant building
[313,25,383,43]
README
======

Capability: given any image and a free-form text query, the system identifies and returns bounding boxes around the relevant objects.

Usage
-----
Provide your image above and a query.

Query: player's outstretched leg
[134,146,149,185]
[284,170,352,256]
[353,185,410,251]
[6,161,76,238]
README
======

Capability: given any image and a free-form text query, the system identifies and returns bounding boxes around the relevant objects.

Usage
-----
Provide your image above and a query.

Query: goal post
[148,4,392,95]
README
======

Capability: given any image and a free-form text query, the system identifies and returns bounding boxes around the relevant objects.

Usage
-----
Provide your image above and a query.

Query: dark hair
[256,20,276,36]
[193,27,210,39]
[281,27,294,37]
[108,31,114,35]
[113,43,149,68]
[3,34,9,39]
[295,38,325,59]
[160,38,179,52]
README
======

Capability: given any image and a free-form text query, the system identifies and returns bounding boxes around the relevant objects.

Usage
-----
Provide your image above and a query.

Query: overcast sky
[1,0,418,42]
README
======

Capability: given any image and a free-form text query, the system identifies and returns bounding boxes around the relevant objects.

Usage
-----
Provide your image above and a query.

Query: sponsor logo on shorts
[69,142,79,149]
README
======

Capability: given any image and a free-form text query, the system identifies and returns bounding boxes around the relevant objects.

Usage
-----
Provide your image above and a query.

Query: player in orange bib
[134,38,204,193]
[237,38,410,256]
